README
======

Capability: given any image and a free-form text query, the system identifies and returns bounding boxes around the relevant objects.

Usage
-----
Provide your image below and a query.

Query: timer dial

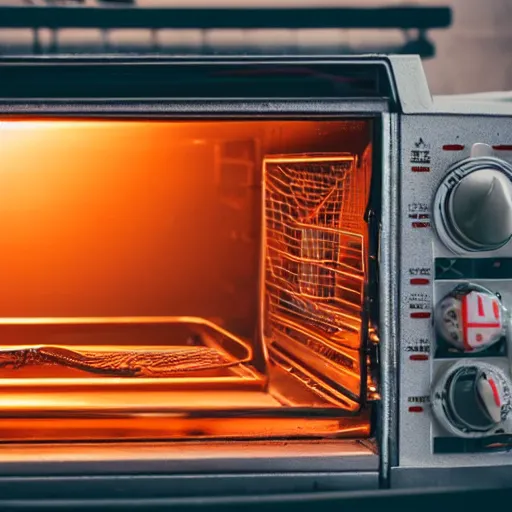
[435,283,507,353]
[431,360,512,438]
[434,155,512,253]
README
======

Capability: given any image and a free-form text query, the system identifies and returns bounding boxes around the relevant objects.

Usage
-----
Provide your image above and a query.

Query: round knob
[435,283,508,353]
[434,157,512,253]
[450,169,512,248]
[431,360,512,438]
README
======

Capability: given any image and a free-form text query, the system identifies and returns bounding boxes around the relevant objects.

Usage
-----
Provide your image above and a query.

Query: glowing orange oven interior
[0,119,377,442]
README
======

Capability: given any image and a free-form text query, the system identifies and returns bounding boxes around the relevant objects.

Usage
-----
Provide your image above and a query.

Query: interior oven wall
[0,120,371,353]
[0,122,255,344]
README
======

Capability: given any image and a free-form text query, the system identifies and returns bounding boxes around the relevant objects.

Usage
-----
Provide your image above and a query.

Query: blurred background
[0,0,511,95]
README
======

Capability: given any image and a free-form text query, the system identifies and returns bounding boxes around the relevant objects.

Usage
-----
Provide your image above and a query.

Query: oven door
[0,56,398,495]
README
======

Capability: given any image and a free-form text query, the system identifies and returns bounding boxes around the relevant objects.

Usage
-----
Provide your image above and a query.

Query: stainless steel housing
[0,55,511,495]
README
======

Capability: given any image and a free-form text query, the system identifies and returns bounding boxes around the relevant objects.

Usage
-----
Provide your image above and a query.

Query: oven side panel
[395,112,512,487]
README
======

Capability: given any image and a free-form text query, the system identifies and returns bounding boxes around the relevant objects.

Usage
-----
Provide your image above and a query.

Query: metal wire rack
[264,154,369,342]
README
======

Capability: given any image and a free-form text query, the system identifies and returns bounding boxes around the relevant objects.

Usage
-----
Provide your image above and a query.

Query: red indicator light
[411,167,430,173]
[442,144,465,151]
[493,145,512,151]
[412,222,431,228]
[418,214,429,219]
[408,406,424,413]
[410,312,431,319]
[410,278,430,285]
[410,354,429,361]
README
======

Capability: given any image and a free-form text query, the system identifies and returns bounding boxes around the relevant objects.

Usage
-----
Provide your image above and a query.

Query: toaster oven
[0,55,512,501]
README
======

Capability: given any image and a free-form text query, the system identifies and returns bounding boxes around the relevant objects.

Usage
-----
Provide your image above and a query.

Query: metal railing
[0,3,452,57]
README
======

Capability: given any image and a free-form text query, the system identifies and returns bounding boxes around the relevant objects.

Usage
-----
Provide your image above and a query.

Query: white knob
[477,372,503,423]
[431,361,512,438]
[435,283,507,353]
[449,169,512,250]
[434,155,512,253]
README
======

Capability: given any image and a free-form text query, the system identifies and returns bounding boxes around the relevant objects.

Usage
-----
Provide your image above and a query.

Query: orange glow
[0,119,374,443]
[0,416,370,443]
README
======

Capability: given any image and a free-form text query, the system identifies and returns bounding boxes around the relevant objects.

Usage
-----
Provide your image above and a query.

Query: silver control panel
[399,115,512,469]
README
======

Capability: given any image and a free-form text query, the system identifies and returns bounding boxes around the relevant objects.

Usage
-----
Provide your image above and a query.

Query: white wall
[423,0,512,94]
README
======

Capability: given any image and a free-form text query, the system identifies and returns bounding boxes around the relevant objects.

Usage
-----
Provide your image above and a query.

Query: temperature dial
[434,150,512,253]
[431,360,512,438]
[436,283,508,353]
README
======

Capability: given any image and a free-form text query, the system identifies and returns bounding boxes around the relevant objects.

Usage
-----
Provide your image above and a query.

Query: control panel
[399,116,512,469]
